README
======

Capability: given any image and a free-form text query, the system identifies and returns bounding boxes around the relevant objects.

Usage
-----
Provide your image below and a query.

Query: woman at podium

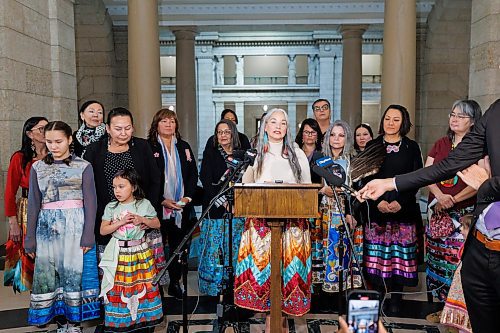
[234,108,311,331]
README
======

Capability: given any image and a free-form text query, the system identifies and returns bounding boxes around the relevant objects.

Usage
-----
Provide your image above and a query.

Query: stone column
[287,102,297,138]
[340,25,367,128]
[128,0,161,138]
[381,0,416,137]
[288,55,297,85]
[235,102,245,133]
[236,55,245,85]
[173,27,198,156]
[469,0,500,108]
[198,52,214,159]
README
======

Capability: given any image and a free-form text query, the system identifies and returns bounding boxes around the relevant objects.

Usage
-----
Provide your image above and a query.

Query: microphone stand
[330,186,367,316]
[153,160,250,333]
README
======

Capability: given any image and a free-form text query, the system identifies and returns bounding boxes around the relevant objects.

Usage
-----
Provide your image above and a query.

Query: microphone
[314,155,335,168]
[311,164,357,195]
[213,158,241,186]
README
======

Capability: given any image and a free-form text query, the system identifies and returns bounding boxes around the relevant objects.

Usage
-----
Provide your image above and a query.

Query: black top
[200,144,231,218]
[103,150,135,198]
[148,138,199,221]
[84,137,161,245]
[367,135,423,223]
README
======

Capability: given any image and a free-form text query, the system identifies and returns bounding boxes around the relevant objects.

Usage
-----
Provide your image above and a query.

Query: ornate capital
[339,25,369,39]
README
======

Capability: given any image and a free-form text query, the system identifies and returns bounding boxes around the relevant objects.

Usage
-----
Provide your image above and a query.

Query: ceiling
[103,0,435,34]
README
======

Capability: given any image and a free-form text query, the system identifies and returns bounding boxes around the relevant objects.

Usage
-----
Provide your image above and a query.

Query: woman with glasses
[4,117,48,292]
[295,118,323,183]
[312,99,332,135]
[197,119,245,296]
[424,100,482,322]
[363,105,423,312]
[73,100,106,158]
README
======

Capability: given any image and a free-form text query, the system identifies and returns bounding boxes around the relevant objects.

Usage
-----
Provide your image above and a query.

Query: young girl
[25,121,100,332]
[99,169,163,332]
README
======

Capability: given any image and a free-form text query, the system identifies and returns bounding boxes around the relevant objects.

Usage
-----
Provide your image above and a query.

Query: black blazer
[149,138,199,221]
[85,137,161,245]
[396,99,500,217]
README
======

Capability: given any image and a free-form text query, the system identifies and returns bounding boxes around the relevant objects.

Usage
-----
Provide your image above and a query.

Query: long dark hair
[78,100,105,127]
[147,109,181,144]
[378,104,412,137]
[19,117,48,171]
[111,169,145,207]
[43,121,73,166]
[353,123,374,151]
[295,118,323,151]
[213,119,241,149]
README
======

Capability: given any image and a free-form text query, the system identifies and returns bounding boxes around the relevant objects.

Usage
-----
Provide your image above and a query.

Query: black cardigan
[149,138,199,221]
[84,137,161,245]
[199,144,231,219]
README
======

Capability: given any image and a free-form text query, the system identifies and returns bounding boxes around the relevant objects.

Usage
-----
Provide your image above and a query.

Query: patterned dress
[313,194,363,292]
[233,141,312,316]
[99,199,163,332]
[25,157,100,326]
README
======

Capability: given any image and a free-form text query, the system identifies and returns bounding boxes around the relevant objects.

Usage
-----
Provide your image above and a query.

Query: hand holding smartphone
[346,290,381,333]
[176,200,186,207]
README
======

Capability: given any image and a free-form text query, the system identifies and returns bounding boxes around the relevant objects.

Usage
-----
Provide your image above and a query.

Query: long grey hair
[322,120,354,159]
[255,108,303,182]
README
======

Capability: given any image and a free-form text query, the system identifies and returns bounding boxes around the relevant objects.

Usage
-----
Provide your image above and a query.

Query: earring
[31,141,36,154]
[263,132,269,153]
[283,137,288,156]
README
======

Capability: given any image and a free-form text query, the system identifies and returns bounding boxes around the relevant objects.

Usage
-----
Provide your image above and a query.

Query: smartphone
[176,200,186,207]
[346,290,381,333]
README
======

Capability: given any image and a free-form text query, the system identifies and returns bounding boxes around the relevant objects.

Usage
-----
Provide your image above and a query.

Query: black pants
[461,236,500,333]
[161,216,193,283]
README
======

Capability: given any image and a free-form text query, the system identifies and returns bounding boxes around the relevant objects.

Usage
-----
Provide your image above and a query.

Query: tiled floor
[0,269,450,333]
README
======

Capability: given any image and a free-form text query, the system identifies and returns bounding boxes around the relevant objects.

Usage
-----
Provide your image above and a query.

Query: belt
[118,237,145,248]
[474,229,500,251]
[22,188,29,198]
[41,199,83,210]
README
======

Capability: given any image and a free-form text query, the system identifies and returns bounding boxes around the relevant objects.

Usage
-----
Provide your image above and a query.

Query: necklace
[383,137,402,153]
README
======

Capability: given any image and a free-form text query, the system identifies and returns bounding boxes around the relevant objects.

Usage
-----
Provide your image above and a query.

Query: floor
[0,247,450,333]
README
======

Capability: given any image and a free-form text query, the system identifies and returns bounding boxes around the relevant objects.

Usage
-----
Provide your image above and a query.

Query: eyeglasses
[31,127,45,134]
[313,105,330,112]
[217,130,232,136]
[303,130,317,137]
[448,113,471,120]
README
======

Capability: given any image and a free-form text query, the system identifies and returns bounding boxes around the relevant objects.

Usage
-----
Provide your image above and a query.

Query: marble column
[198,52,214,159]
[235,102,245,133]
[128,0,161,138]
[288,55,297,85]
[173,27,198,156]
[381,0,416,137]
[236,55,245,85]
[287,102,297,138]
[340,25,367,128]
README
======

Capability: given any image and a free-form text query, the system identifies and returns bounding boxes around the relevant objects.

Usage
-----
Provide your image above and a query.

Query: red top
[4,152,34,217]
[427,136,476,210]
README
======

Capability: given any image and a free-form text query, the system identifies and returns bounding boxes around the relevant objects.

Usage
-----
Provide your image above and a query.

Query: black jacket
[85,137,161,245]
[148,138,199,221]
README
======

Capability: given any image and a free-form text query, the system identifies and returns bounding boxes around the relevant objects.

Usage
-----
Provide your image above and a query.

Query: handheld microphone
[311,164,357,195]
[315,155,335,168]
[214,157,241,186]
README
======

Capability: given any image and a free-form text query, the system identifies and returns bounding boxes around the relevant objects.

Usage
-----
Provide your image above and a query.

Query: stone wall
[0,0,78,243]
[417,0,472,156]
[74,0,128,113]
[469,0,500,110]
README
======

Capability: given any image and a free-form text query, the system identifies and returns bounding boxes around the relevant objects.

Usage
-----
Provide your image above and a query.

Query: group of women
[3,99,482,333]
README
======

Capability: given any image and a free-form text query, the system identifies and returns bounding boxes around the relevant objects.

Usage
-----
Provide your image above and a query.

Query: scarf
[158,135,184,227]
[75,123,106,154]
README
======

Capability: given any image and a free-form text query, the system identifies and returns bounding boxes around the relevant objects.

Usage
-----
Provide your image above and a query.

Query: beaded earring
[283,135,288,156]
[263,132,269,153]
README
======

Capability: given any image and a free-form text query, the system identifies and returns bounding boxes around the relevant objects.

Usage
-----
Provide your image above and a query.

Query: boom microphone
[311,164,357,195]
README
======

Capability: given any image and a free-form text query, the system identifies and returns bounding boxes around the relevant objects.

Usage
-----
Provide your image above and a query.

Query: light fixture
[168,105,174,111]
[263,105,268,112]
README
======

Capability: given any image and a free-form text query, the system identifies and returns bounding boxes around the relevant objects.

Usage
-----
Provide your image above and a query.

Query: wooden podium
[233,183,321,332]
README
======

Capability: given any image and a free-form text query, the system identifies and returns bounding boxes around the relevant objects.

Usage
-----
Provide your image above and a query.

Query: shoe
[168,281,183,300]
[56,326,67,333]
[426,310,442,323]
[66,325,81,333]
